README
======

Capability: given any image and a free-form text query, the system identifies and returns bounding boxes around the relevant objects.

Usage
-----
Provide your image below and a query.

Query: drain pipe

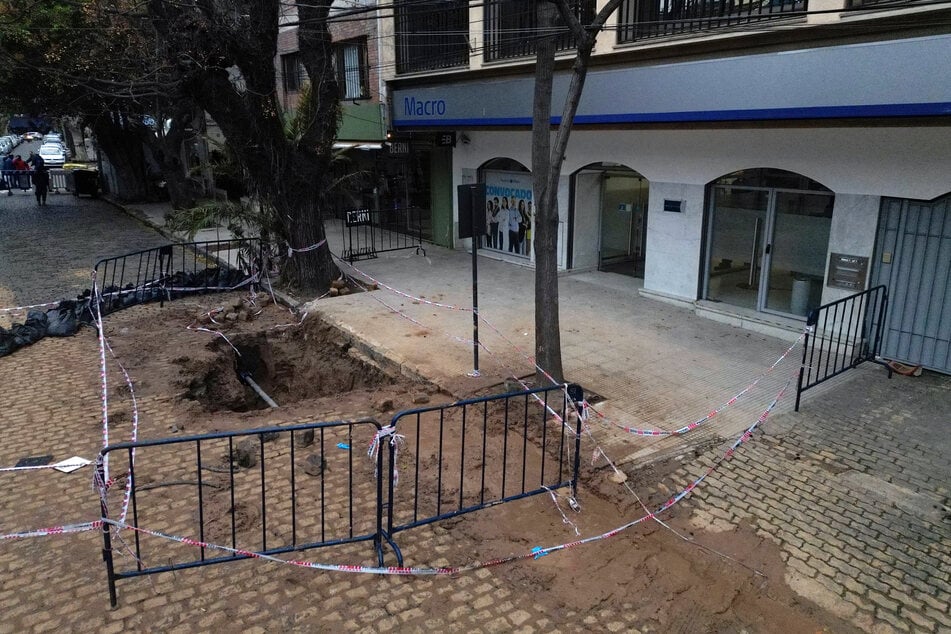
[239,372,279,409]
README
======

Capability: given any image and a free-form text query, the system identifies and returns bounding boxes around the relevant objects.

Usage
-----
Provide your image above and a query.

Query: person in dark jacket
[1,155,13,194]
[27,151,45,170]
[32,167,50,205]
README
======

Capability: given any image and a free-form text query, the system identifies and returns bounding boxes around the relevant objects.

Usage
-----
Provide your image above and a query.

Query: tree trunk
[90,114,149,202]
[137,109,197,209]
[530,0,625,385]
[146,0,340,295]
[532,2,565,385]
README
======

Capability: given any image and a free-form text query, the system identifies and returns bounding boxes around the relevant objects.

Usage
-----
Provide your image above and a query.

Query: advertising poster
[483,170,534,258]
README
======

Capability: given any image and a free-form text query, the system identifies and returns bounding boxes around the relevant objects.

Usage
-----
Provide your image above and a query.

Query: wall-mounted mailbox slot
[827,253,869,291]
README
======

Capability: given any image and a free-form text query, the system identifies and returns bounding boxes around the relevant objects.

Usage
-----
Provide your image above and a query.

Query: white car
[38,143,66,167]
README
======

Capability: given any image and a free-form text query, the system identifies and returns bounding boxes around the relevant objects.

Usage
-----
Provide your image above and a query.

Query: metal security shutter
[874,195,951,373]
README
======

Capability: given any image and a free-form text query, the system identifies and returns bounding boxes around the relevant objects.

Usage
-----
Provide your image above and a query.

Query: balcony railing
[617,0,806,42]
[484,0,596,62]
[394,0,470,74]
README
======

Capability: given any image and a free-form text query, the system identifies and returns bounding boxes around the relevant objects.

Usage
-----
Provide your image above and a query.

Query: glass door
[763,192,833,317]
[706,187,770,310]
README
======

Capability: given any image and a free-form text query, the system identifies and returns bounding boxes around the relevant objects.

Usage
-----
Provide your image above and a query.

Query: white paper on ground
[52,456,91,474]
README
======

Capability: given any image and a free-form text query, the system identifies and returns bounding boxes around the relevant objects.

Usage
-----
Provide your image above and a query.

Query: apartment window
[483,0,594,62]
[282,53,303,93]
[336,39,370,100]
[394,0,469,74]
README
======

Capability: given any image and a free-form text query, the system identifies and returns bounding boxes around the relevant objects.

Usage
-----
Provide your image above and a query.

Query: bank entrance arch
[704,168,834,319]
[570,163,649,277]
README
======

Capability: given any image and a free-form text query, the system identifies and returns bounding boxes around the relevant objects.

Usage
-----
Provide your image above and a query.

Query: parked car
[43,135,71,158]
[1,135,19,153]
[38,142,66,167]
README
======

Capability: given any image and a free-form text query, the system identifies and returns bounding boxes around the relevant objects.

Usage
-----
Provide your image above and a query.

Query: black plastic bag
[0,327,17,357]
[12,310,48,346]
[46,302,80,336]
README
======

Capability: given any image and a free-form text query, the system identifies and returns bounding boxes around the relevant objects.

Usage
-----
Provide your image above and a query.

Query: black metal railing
[98,419,392,608]
[617,0,806,42]
[795,285,889,411]
[483,0,595,62]
[341,207,427,263]
[93,238,262,315]
[394,0,470,74]
[98,385,586,605]
[387,384,584,535]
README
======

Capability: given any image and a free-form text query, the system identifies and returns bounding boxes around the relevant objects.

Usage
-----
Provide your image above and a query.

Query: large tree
[145,0,341,294]
[532,0,623,383]
[2,0,342,292]
[0,0,201,205]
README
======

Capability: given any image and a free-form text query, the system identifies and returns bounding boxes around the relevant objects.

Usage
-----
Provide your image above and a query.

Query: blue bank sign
[391,35,951,127]
[403,97,447,117]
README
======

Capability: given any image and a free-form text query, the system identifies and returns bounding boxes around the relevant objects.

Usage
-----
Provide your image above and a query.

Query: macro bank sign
[403,96,447,117]
[392,35,951,127]
[393,86,534,127]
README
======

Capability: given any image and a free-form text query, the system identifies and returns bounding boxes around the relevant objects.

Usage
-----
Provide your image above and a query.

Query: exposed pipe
[239,372,279,409]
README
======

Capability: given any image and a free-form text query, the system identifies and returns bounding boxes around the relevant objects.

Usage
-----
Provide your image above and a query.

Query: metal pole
[470,232,480,377]
[98,457,119,608]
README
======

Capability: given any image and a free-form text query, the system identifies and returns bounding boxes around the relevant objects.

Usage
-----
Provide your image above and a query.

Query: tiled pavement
[671,366,951,633]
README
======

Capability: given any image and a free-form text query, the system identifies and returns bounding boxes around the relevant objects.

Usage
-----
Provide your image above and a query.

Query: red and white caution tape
[1,521,101,540]
[97,382,789,575]
[0,300,64,314]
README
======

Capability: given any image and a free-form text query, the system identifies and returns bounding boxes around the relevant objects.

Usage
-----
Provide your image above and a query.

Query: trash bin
[70,168,99,198]
[790,274,813,316]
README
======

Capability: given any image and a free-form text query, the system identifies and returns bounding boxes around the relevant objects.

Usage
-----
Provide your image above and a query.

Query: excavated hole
[183,321,396,412]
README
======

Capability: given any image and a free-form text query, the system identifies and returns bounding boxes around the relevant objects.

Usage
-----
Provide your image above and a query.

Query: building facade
[381,0,951,373]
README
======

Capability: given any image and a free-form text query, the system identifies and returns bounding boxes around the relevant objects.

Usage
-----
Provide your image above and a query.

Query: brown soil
[97,292,861,633]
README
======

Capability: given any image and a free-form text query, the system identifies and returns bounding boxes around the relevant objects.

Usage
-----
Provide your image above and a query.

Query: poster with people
[483,170,534,258]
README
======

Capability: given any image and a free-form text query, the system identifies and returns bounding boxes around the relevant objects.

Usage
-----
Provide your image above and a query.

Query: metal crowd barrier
[795,284,890,410]
[98,384,586,605]
[341,206,427,263]
[93,238,263,315]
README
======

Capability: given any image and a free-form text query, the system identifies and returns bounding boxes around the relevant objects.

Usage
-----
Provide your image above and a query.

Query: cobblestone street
[0,190,167,306]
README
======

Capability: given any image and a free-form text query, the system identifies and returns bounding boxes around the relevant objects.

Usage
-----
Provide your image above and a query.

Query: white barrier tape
[368,426,405,486]
[1,521,101,540]
[92,275,110,484]
[335,256,473,312]
[0,300,64,314]
[98,389,788,576]
[287,239,326,257]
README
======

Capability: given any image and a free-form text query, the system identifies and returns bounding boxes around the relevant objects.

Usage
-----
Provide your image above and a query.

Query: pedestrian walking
[32,167,50,205]
[1,154,13,194]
